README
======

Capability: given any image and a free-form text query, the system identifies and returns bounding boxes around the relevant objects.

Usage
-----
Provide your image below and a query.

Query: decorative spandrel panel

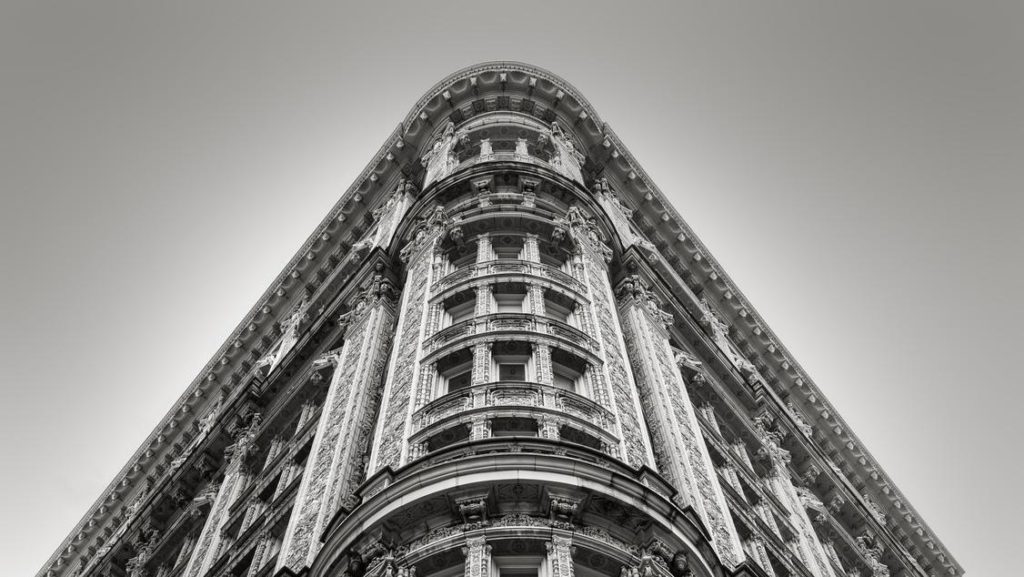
[616,276,744,569]
[277,291,397,572]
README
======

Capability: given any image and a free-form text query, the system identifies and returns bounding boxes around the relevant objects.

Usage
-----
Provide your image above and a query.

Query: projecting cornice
[39,61,961,577]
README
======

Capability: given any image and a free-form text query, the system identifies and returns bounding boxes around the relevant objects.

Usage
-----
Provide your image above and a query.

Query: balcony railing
[432,260,586,295]
[411,381,616,448]
[425,313,598,355]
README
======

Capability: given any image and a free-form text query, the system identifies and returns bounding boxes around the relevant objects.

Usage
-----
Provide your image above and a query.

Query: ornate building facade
[37,62,962,577]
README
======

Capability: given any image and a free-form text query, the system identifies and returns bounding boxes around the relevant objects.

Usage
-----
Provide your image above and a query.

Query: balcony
[425,313,598,356]
[432,260,586,298]
[409,382,618,458]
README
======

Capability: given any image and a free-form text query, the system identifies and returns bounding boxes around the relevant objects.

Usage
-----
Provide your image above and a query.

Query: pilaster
[476,233,493,263]
[527,284,546,317]
[277,287,398,572]
[523,234,541,263]
[617,274,744,569]
[371,211,448,474]
[535,343,553,386]
[546,536,575,577]
[568,208,652,470]
[463,537,492,577]
[475,285,493,317]
[181,418,260,577]
[472,343,492,385]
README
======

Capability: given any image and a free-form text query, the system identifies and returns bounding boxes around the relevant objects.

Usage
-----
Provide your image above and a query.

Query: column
[477,233,493,263]
[747,536,776,577]
[523,233,541,263]
[569,214,651,470]
[617,275,744,569]
[463,537,492,577]
[472,343,492,385]
[415,362,437,408]
[425,302,443,336]
[182,419,260,577]
[277,290,398,573]
[758,423,838,577]
[475,285,493,317]
[539,415,560,440]
[527,285,546,317]
[469,415,491,441]
[372,217,444,475]
[535,343,553,386]
[546,536,575,577]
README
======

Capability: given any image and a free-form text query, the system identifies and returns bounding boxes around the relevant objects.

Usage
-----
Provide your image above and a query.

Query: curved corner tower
[38,63,963,577]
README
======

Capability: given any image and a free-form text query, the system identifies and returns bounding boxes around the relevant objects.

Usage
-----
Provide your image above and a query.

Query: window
[493,283,527,314]
[552,368,578,392]
[493,555,542,577]
[441,239,478,275]
[492,235,525,260]
[492,341,533,383]
[551,348,588,394]
[426,424,471,452]
[539,241,572,272]
[446,369,472,392]
[498,363,526,380]
[560,425,602,450]
[543,290,575,325]
[442,290,476,328]
[436,348,474,395]
[490,417,538,438]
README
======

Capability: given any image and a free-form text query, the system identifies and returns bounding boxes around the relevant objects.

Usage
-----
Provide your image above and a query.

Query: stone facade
[37,63,962,577]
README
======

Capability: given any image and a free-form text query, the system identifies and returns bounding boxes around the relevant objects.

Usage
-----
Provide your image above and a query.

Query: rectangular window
[552,371,576,392]
[494,292,525,313]
[445,300,476,325]
[447,370,472,392]
[498,363,526,381]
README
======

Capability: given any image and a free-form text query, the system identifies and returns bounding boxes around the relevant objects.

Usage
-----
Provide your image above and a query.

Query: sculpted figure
[421,122,467,186]
[540,121,585,183]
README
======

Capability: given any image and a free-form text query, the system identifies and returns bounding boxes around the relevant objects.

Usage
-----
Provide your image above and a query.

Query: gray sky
[1,2,1019,576]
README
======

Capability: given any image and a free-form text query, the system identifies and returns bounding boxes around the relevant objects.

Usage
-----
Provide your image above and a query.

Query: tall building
[38,62,962,577]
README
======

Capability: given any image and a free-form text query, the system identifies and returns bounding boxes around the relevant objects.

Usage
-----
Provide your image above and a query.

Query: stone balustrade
[431,260,587,295]
[408,382,619,459]
[424,313,598,356]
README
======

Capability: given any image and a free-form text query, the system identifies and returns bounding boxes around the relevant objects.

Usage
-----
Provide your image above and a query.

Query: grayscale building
[37,62,962,577]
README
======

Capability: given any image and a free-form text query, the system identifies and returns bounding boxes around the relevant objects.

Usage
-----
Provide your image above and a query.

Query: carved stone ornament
[697,298,759,376]
[796,486,824,510]
[126,528,160,577]
[561,206,613,264]
[548,496,581,522]
[594,177,632,217]
[864,495,888,526]
[753,412,791,466]
[540,121,585,183]
[372,179,416,221]
[673,349,703,371]
[617,274,673,327]
[400,205,453,262]
[255,300,310,375]
[455,497,489,523]
[856,534,891,577]
[786,402,814,437]
[196,395,224,435]
[225,413,261,465]
[421,121,468,187]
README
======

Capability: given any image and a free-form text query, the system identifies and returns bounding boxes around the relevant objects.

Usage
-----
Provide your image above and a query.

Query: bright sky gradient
[2,2,1020,576]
